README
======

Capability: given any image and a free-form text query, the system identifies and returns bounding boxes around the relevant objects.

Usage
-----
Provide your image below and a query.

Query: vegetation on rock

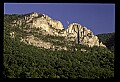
[97,32,115,53]
[3,14,114,79]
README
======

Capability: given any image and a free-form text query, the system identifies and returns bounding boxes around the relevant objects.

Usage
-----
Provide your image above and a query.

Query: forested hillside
[97,32,115,53]
[3,14,114,79]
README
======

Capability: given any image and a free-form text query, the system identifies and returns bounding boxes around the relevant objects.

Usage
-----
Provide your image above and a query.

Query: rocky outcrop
[20,35,53,49]
[11,12,106,49]
[12,12,64,32]
[20,35,68,50]
[63,23,106,47]
[10,31,15,38]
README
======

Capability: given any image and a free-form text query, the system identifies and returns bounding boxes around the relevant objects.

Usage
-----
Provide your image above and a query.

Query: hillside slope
[97,32,115,53]
[3,13,114,78]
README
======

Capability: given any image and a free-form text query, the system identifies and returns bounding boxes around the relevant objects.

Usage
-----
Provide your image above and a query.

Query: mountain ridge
[96,32,115,53]
[3,12,114,78]
[7,12,106,50]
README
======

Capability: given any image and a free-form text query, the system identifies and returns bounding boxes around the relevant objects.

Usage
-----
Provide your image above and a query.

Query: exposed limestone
[11,12,64,31]
[64,23,106,47]
[80,49,87,52]
[20,35,53,49]
[30,12,39,17]
[11,12,106,49]
[99,42,106,47]
[20,35,68,50]
[10,32,15,38]
[49,20,63,30]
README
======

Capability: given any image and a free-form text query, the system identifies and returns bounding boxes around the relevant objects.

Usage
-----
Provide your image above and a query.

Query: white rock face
[49,20,63,30]
[20,35,53,49]
[10,32,15,38]
[20,35,68,50]
[30,12,39,17]
[11,12,64,31]
[11,12,106,48]
[63,23,106,47]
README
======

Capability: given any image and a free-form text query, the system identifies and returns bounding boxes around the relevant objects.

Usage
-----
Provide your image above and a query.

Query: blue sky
[4,3,115,35]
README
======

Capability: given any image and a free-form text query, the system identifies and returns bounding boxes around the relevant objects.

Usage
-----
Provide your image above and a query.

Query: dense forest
[97,32,115,53]
[3,14,114,79]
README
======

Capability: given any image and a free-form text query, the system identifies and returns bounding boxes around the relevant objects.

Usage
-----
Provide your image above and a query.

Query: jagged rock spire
[65,23,106,47]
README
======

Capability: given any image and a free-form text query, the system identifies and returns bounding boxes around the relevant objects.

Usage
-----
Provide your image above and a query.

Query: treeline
[4,14,23,23]
[97,32,115,53]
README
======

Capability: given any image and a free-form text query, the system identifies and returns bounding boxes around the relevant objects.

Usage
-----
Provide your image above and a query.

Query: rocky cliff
[10,12,106,50]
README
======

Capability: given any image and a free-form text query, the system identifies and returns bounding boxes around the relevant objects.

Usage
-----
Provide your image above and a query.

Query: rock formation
[10,31,15,38]
[10,12,106,50]
[60,23,106,47]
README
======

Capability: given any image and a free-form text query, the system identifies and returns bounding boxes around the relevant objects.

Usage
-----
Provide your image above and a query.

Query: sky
[4,3,115,35]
